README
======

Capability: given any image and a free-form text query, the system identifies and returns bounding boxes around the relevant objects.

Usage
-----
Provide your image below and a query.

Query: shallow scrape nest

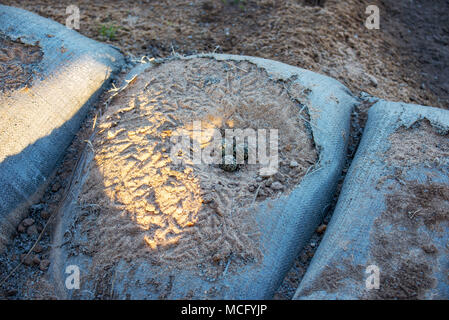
[0,32,43,93]
[77,57,317,281]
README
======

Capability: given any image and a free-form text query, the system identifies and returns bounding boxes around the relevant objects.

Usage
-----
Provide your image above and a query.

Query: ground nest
[0,32,43,93]
[76,57,317,281]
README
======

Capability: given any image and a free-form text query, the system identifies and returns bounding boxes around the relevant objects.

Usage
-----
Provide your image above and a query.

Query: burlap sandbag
[294,101,449,299]
[0,6,123,251]
[50,54,357,299]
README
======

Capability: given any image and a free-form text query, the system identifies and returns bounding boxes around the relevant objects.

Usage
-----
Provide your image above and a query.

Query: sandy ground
[0,0,448,299]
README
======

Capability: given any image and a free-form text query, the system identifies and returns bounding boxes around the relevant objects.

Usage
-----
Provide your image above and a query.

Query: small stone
[39,259,51,271]
[310,242,317,248]
[20,254,33,266]
[51,193,62,202]
[274,172,286,183]
[27,225,38,236]
[256,177,263,182]
[40,210,51,219]
[271,181,284,190]
[32,255,41,265]
[264,179,272,187]
[289,160,299,168]
[31,203,45,211]
[17,223,26,233]
[248,185,255,192]
[33,244,43,253]
[22,218,35,227]
[51,181,61,192]
[367,74,378,87]
[316,224,327,234]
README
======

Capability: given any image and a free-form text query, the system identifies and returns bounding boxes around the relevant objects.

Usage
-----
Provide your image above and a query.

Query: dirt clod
[20,254,33,266]
[39,260,50,271]
[22,218,35,227]
[26,225,38,237]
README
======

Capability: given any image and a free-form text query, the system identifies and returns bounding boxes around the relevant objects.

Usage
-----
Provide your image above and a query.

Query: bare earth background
[0,0,448,299]
[3,0,448,110]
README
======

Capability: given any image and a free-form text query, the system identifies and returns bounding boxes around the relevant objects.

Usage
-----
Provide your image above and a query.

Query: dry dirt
[367,121,449,299]
[3,0,448,110]
[0,0,448,299]
[0,32,43,92]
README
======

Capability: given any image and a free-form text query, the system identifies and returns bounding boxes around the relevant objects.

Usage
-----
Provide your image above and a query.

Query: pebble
[316,224,327,234]
[289,160,299,168]
[32,255,41,265]
[31,203,45,211]
[20,254,33,266]
[33,244,44,253]
[40,210,51,219]
[51,181,61,192]
[26,225,39,236]
[39,259,51,271]
[271,181,284,190]
[22,218,35,227]
[367,74,378,87]
[274,172,285,183]
[17,223,26,233]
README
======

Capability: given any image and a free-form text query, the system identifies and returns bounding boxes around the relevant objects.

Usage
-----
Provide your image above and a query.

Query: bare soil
[0,32,43,92]
[3,0,447,110]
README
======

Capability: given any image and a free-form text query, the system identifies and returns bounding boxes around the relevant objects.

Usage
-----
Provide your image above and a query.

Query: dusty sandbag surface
[294,101,449,300]
[0,33,43,92]
[47,54,356,299]
[0,5,124,251]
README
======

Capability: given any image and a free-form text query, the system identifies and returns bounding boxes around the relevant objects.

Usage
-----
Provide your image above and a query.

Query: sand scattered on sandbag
[385,119,449,168]
[76,57,317,280]
[0,32,43,93]
[301,121,449,299]
[369,120,449,299]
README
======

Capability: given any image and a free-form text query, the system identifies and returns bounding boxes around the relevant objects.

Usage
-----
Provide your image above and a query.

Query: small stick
[251,184,262,206]
[408,209,421,220]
